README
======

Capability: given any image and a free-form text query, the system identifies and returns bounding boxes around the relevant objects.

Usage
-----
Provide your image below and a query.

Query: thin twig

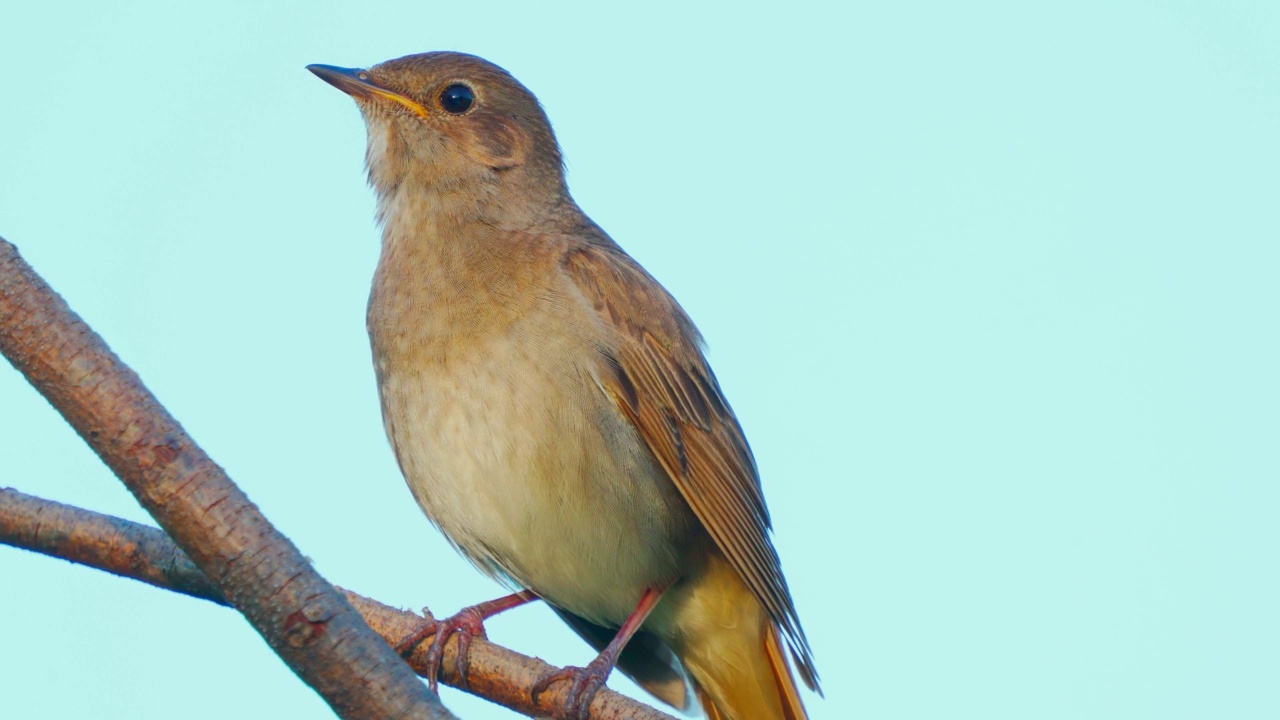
[0,487,679,720]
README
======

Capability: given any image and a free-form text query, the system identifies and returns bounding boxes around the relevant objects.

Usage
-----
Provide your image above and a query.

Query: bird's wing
[561,241,819,691]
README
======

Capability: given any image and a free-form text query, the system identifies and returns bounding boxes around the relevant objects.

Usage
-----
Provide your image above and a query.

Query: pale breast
[369,251,701,626]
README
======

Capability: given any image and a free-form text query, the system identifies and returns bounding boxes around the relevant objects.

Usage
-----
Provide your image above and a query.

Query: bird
[308,52,821,720]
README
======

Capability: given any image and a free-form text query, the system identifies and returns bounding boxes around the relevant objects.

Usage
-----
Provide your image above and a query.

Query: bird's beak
[306,64,429,118]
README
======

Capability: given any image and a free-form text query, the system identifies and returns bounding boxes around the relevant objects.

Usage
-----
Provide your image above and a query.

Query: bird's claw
[394,606,488,693]
[531,655,613,719]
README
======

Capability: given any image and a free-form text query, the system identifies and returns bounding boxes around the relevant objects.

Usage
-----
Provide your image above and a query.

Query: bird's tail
[671,555,810,720]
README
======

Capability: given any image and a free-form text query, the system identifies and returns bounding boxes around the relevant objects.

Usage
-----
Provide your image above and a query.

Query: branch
[0,487,678,720]
[0,238,451,719]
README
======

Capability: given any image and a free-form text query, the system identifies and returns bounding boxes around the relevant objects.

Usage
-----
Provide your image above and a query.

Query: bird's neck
[368,178,582,340]
[375,183,497,294]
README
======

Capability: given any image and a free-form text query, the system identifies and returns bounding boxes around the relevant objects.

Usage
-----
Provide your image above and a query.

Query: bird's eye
[439,83,475,114]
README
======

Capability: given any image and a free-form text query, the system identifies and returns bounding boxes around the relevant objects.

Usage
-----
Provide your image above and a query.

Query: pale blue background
[3,2,1279,718]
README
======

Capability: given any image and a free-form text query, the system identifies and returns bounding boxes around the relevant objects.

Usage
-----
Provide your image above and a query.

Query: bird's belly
[377,338,699,627]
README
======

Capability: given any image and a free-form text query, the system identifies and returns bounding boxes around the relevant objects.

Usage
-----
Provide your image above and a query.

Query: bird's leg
[395,589,539,692]
[531,587,666,719]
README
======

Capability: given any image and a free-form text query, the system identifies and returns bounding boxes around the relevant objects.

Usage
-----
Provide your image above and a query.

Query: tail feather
[666,553,811,720]
[765,623,809,720]
[695,684,727,720]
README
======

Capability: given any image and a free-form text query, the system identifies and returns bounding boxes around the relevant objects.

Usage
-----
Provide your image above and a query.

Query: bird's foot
[530,587,665,718]
[394,590,537,692]
[531,653,616,720]
[394,606,485,692]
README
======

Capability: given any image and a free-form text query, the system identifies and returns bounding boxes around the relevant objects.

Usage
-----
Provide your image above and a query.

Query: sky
[2,1,1279,718]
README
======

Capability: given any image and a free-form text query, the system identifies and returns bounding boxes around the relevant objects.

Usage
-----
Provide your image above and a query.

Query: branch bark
[0,487,678,720]
[0,238,451,719]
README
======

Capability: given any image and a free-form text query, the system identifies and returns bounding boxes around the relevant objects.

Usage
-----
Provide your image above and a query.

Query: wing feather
[563,242,820,691]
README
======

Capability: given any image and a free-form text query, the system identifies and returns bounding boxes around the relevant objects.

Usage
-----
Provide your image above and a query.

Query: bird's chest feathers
[367,219,593,566]
[376,325,557,547]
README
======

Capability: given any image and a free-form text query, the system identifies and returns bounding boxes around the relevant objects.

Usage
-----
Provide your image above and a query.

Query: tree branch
[0,487,678,720]
[0,238,451,719]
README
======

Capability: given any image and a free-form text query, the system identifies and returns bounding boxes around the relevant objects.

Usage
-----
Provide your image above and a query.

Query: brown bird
[308,52,821,720]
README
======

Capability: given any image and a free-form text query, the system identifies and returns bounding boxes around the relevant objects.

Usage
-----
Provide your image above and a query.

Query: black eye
[439,83,475,114]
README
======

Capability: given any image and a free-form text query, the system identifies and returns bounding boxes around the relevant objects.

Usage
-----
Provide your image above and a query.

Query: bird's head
[309,52,569,227]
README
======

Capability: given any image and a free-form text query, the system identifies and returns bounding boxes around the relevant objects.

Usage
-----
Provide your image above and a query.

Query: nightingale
[308,52,821,720]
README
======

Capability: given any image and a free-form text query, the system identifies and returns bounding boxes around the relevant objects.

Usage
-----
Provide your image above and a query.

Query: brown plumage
[309,52,820,719]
